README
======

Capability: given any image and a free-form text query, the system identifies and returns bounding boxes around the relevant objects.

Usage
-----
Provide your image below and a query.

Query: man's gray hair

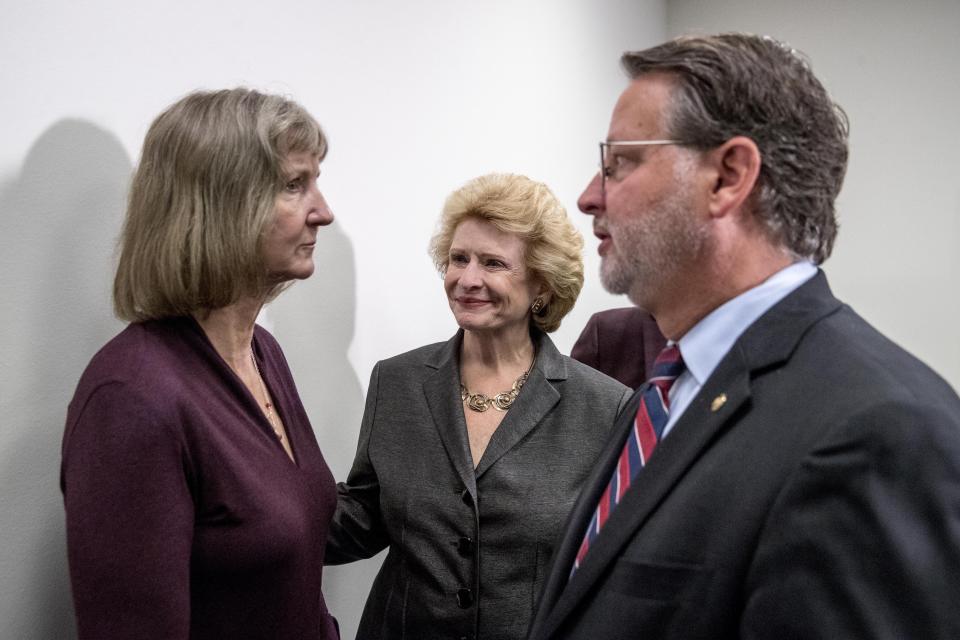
[623,33,849,264]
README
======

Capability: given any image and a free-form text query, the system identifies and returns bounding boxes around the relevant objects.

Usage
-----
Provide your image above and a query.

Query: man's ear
[705,136,761,220]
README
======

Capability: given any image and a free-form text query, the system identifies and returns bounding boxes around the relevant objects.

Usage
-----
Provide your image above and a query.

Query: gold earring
[531,297,545,314]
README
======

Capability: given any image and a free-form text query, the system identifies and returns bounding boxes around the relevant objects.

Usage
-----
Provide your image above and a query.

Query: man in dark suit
[528,33,960,639]
[571,308,665,388]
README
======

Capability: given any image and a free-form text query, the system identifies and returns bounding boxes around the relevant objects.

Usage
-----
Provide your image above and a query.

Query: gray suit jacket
[528,272,960,639]
[327,330,630,640]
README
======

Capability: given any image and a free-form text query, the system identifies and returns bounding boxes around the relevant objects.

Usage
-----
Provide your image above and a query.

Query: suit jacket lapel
[474,332,565,479]
[535,271,843,638]
[423,331,478,499]
[539,354,752,638]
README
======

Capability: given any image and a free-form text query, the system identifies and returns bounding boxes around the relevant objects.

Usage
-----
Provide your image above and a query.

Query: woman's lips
[457,297,490,307]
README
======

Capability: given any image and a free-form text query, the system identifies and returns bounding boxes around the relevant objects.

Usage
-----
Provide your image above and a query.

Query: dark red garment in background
[571,307,666,389]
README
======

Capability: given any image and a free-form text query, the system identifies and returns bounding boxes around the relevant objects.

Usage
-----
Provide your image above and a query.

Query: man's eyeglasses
[599,140,683,193]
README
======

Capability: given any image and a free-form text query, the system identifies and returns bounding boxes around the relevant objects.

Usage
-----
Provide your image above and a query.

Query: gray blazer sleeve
[325,362,390,564]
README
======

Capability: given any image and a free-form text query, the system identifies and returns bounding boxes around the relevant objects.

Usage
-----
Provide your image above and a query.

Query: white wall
[0,2,664,638]
[667,0,960,389]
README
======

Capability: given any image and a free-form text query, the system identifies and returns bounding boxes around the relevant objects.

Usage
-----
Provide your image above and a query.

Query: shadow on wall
[0,120,130,639]
[268,221,384,640]
[269,220,364,481]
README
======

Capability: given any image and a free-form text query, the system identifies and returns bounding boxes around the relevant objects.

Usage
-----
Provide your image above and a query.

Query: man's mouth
[594,228,611,255]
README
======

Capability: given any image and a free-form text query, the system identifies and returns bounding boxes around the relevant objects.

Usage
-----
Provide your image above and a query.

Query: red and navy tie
[571,344,685,575]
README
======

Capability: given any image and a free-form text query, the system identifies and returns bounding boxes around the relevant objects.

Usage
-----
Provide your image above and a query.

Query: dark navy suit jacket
[530,272,960,639]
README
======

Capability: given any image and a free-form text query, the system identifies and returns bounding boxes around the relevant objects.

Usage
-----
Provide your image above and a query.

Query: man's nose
[577,172,605,216]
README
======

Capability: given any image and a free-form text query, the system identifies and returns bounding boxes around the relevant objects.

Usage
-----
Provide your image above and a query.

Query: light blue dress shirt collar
[662,260,818,437]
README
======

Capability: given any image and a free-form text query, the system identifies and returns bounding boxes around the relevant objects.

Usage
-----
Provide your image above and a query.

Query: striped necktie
[571,344,685,575]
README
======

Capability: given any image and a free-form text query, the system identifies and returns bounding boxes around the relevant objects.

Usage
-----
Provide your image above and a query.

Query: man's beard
[599,179,709,309]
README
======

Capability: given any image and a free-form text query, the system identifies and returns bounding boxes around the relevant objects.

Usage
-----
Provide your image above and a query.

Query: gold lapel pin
[711,393,728,412]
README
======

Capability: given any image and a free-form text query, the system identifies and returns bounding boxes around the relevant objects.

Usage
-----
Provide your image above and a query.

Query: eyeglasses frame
[599,140,684,193]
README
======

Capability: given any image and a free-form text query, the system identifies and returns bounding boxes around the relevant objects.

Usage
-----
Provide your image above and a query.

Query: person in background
[528,33,960,639]
[571,307,665,388]
[61,88,340,639]
[327,173,631,640]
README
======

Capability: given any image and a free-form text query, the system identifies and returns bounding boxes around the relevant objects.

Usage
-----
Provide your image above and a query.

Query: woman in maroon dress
[61,88,340,639]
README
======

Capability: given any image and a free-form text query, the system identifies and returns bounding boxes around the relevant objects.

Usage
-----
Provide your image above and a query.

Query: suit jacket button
[456,588,473,608]
[460,489,472,505]
[456,536,473,556]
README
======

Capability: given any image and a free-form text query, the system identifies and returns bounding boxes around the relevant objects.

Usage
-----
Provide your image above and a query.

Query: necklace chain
[460,357,534,413]
[251,351,283,441]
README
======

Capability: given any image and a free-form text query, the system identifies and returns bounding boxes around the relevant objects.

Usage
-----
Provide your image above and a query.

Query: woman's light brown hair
[113,88,326,321]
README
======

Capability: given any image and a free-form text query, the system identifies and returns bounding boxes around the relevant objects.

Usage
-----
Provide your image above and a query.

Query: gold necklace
[460,358,534,413]
[251,351,283,441]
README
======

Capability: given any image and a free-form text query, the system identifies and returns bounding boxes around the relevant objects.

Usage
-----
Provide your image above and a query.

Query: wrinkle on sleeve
[742,400,960,639]
[326,362,391,564]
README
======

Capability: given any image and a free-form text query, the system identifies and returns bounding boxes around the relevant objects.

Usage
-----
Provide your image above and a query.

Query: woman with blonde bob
[62,88,340,639]
[327,173,630,639]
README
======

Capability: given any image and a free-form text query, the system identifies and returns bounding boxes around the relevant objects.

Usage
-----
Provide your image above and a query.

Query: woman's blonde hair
[113,88,327,321]
[428,173,584,333]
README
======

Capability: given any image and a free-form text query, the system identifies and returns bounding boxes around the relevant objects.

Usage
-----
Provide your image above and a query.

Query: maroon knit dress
[62,317,339,639]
